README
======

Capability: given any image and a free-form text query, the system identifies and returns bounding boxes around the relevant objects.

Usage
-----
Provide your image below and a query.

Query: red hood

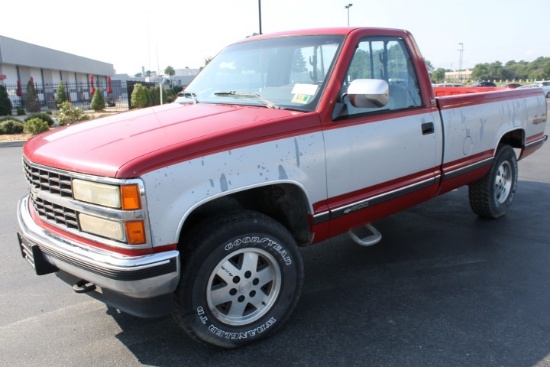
[23,103,320,178]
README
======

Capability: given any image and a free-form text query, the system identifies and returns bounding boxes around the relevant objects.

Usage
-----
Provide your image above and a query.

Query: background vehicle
[535,81,550,97]
[502,83,523,88]
[471,81,497,87]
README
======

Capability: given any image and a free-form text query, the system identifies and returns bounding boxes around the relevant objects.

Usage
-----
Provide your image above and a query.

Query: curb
[0,140,26,147]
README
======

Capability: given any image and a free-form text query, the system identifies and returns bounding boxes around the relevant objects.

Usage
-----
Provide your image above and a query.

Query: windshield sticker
[291,83,318,95]
[292,94,312,104]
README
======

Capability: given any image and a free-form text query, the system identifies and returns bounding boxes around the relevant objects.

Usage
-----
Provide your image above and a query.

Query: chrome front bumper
[17,195,180,300]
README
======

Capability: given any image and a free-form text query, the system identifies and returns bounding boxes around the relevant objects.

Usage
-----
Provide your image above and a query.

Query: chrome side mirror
[347,79,389,108]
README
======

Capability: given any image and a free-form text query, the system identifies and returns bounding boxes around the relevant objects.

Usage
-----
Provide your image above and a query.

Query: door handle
[422,122,434,135]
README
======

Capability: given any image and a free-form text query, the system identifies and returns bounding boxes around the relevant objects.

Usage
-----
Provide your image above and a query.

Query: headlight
[73,179,121,208]
[79,213,125,241]
[73,180,141,209]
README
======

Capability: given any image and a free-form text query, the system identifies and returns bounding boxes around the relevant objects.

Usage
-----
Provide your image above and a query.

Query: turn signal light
[125,220,146,244]
[121,185,141,210]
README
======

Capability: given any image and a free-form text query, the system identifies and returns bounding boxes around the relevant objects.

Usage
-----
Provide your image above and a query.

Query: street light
[159,75,170,105]
[258,0,263,35]
[458,43,464,82]
[345,3,353,26]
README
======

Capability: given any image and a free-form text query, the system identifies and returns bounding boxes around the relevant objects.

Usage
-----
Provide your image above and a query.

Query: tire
[468,145,518,218]
[173,210,304,348]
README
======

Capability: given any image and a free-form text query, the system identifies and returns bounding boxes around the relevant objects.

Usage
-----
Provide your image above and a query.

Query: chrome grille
[24,161,72,197]
[24,160,78,231]
[31,196,79,229]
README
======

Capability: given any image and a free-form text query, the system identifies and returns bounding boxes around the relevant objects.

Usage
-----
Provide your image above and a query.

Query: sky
[1,0,548,75]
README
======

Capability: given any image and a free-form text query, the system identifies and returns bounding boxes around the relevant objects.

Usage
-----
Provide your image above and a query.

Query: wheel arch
[177,182,314,252]
[498,128,524,151]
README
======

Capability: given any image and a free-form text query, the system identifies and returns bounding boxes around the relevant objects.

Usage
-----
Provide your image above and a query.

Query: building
[444,69,473,83]
[0,35,114,109]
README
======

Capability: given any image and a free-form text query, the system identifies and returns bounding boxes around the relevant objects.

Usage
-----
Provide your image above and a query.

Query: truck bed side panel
[436,88,547,193]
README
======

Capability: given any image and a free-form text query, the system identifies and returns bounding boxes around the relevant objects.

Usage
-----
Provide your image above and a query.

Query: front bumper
[17,195,180,313]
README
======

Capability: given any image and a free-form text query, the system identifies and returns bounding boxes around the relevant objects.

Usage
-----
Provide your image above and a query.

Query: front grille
[32,196,79,230]
[24,161,73,197]
[24,160,78,231]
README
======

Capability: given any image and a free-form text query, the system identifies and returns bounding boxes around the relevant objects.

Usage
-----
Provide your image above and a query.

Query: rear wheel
[173,210,303,348]
[468,145,518,218]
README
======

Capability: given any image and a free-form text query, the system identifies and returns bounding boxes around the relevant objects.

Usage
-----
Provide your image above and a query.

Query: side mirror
[347,79,389,108]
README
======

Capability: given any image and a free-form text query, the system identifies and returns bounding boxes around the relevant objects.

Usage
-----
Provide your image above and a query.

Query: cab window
[340,37,422,117]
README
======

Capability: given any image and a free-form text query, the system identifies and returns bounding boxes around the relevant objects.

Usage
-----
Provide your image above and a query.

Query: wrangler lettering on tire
[173,211,304,348]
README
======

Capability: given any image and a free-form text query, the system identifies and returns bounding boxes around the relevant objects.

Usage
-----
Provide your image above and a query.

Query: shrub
[25,113,55,127]
[55,83,68,107]
[0,119,24,134]
[16,108,25,116]
[26,80,41,113]
[131,83,149,108]
[24,118,49,135]
[148,86,160,106]
[0,85,13,116]
[90,89,105,111]
[55,101,90,126]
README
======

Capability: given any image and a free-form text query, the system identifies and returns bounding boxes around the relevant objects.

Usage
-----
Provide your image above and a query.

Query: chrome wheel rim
[206,248,281,326]
[494,161,512,205]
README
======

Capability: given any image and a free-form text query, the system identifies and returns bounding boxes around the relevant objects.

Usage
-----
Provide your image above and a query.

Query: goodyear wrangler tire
[468,145,518,219]
[173,211,304,348]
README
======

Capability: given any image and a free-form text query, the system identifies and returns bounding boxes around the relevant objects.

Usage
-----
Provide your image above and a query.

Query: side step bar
[348,223,382,247]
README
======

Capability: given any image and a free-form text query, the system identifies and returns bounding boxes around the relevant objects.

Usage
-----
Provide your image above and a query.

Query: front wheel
[468,145,518,218]
[173,211,304,348]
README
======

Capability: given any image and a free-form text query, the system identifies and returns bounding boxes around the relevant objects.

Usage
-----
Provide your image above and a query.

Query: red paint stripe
[441,150,494,176]
[323,167,438,211]
[436,88,544,110]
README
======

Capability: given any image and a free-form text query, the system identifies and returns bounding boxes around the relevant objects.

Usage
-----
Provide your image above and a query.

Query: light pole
[458,43,464,82]
[258,0,263,35]
[345,3,353,26]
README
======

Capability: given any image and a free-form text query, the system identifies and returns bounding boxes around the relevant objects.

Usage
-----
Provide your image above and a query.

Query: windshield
[185,35,344,111]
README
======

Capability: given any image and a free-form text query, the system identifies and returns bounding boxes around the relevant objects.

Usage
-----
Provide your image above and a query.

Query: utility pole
[458,43,464,82]
[258,0,263,35]
[345,3,353,26]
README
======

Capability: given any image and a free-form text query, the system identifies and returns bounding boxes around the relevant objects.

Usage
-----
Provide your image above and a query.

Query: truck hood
[23,103,319,178]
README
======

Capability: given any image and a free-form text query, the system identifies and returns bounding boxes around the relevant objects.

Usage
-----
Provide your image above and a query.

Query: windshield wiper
[214,91,280,109]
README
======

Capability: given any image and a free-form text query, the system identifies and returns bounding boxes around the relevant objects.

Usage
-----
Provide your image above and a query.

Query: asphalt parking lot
[1,129,549,367]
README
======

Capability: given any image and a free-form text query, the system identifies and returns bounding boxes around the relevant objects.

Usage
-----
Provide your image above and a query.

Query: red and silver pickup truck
[17,27,547,347]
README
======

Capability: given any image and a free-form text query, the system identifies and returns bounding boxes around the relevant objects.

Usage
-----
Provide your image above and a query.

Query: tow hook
[73,279,96,293]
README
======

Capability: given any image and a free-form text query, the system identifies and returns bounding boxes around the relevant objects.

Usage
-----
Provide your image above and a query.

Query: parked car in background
[472,81,497,87]
[502,83,523,89]
[432,83,464,87]
[534,81,550,97]
[518,81,550,97]
[173,92,197,104]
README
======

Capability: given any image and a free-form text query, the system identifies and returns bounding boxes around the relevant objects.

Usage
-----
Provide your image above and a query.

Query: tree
[164,66,175,77]
[0,85,13,116]
[55,83,68,107]
[424,59,435,75]
[134,72,143,78]
[204,57,213,66]
[131,83,149,108]
[431,68,447,83]
[26,79,41,113]
[292,50,307,72]
[90,89,106,111]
